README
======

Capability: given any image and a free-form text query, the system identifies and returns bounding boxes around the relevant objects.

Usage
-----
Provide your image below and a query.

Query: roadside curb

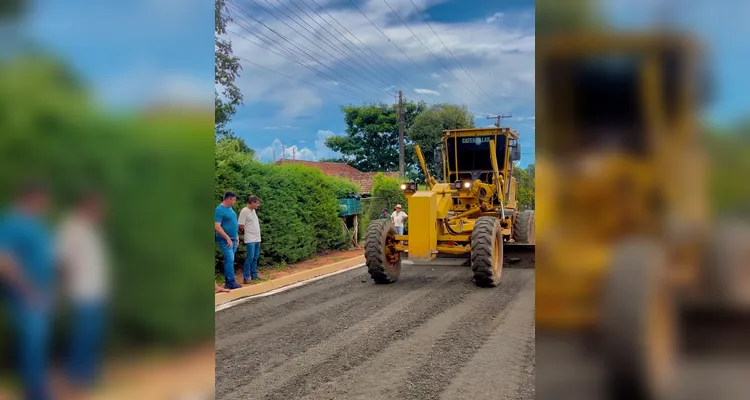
[215,255,365,308]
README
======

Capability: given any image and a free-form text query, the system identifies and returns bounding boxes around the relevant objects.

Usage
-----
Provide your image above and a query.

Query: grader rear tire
[512,210,535,244]
[471,217,503,288]
[365,219,402,284]
[602,238,677,400]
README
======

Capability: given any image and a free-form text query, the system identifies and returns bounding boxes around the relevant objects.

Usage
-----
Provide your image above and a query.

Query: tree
[215,0,243,140]
[407,103,475,181]
[513,163,535,211]
[325,101,426,172]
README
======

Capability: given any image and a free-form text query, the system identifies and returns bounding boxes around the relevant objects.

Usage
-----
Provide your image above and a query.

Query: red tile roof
[275,159,399,194]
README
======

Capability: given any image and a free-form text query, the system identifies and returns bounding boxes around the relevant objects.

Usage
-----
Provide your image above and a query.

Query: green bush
[358,173,407,239]
[215,141,359,269]
[0,55,215,363]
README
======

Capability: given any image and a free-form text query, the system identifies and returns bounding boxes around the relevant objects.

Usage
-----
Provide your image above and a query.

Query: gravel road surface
[216,257,535,400]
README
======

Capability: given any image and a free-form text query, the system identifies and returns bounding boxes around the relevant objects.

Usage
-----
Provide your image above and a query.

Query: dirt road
[215,258,535,400]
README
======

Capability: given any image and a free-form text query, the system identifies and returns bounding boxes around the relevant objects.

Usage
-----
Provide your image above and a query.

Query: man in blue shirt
[0,182,55,400]
[215,191,241,289]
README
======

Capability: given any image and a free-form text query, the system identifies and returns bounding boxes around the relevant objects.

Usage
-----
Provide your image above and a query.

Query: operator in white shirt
[391,204,408,235]
[238,195,262,283]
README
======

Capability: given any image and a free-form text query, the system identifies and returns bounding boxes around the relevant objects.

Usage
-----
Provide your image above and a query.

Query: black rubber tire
[512,210,534,244]
[602,238,676,400]
[706,222,750,310]
[365,219,401,284]
[471,216,503,288]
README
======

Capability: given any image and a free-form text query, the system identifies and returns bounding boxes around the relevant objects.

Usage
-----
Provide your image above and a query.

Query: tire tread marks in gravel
[438,277,535,400]
[395,269,533,400]
[232,269,498,400]
[471,216,503,287]
[365,219,401,284]
[216,266,467,399]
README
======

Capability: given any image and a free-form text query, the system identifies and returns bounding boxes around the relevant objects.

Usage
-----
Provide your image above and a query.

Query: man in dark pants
[215,191,241,289]
[238,195,262,283]
[0,182,55,400]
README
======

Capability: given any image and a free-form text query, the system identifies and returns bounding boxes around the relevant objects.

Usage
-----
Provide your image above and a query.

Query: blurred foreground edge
[536,22,750,400]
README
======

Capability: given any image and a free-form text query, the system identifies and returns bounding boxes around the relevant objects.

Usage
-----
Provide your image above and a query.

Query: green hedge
[359,173,407,240]
[0,56,215,364]
[215,139,359,269]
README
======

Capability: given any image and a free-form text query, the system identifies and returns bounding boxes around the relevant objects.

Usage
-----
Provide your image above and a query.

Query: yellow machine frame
[534,31,723,399]
[536,32,707,330]
[397,127,526,262]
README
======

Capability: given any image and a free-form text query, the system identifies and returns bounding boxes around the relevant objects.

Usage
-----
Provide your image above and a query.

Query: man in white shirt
[391,204,408,235]
[57,191,110,392]
[238,195,262,283]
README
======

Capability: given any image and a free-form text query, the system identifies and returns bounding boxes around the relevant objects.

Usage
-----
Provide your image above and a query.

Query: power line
[228,28,369,102]
[407,0,497,106]
[307,0,437,104]
[226,19,372,101]
[237,56,359,98]
[345,0,465,104]
[286,0,396,91]
[227,1,383,100]
[381,0,494,111]
[228,0,383,99]
[239,0,389,98]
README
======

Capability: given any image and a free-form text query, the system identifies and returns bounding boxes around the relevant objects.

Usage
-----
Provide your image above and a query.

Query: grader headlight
[454,180,472,191]
[400,182,417,193]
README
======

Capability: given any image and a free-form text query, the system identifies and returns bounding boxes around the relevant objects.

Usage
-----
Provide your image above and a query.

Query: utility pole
[398,90,405,178]
[281,144,285,160]
[487,113,512,127]
[292,147,296,162]
[273,147,276,162]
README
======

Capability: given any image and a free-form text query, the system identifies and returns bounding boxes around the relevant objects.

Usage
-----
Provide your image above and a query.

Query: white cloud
[414,88,440,96]
[263,125,301,130]
[103,64,212,108]
[257,129,342,162]
[226,0,534,118]
[486,12,504,24]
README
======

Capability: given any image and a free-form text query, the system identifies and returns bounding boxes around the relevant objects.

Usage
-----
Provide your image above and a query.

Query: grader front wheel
[471,216,504,287]
[365,220,402,284]
[602,238,677,400]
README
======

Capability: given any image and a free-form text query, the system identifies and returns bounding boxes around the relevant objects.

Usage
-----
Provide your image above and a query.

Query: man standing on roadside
[238,195,262,283]
[57,190,110,395]
[391,204,408,235]
[0,182,55,400]
[215,191,241,289]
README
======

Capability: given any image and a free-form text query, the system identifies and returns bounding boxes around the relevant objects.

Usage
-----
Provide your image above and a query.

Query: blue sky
[223,0,537,167]
[19,0,748,171]
[602,0,750,125]
[22,0,213,109]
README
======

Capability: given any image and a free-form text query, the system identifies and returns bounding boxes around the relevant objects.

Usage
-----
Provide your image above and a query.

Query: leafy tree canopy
[325,101,426,172]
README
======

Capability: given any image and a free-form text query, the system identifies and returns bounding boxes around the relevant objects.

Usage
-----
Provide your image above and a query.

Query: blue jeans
[8,297,52,400]
[244,242,261,280]
[66,301,106,387]
[396,226,404,235]
[217,236,239,285]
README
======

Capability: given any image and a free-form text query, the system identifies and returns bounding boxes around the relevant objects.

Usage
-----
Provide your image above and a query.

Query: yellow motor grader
[536,31,750,400]
[364,126,535,288]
